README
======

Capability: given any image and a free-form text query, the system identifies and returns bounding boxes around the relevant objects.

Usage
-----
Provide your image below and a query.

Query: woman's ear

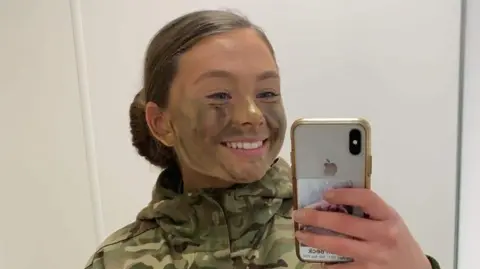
[145,101,175,147]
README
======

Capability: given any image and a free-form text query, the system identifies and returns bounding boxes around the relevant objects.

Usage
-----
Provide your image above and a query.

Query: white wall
[457,0,480,268]
[0,1,97,268]
[0,1,469,269]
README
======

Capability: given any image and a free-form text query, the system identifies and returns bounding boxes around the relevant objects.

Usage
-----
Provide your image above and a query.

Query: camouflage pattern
[84,158,441,269]
[84,158,313,269]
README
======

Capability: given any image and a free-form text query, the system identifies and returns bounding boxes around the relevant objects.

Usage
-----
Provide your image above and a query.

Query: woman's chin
[227,165,270,184]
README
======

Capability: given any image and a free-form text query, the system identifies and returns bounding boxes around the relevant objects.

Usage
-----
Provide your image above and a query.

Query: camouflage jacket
[84,158,441,269]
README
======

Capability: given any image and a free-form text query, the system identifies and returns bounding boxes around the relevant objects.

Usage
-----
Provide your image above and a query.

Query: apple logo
[323,159,337,176]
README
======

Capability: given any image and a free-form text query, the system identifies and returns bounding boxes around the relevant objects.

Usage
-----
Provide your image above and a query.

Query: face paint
[170,95,286,186]
[164,28,286,189]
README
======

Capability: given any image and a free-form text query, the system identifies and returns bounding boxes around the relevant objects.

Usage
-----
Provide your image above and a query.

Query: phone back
[290,118,371,264]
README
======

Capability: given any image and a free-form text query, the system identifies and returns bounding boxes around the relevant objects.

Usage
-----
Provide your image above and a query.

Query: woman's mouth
[220,139,269,157]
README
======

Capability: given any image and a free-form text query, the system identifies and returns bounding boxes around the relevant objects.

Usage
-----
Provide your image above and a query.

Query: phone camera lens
[349,129,362,155]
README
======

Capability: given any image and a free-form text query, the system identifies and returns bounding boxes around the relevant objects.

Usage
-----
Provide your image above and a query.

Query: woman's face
[165,28,286,184]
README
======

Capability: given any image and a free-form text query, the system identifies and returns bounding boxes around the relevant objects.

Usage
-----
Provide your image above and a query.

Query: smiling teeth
[226,141,263,150]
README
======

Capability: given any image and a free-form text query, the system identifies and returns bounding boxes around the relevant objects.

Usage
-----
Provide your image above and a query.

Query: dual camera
[349,129,362,155]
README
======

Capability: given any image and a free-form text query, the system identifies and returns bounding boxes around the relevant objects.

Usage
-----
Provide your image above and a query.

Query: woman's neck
[180,166,234,192]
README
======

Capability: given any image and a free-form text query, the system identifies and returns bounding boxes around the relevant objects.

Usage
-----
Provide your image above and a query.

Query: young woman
[85,10,440,269]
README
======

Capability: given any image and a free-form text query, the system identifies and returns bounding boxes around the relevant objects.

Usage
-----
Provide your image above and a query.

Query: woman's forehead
[177,29,277,80]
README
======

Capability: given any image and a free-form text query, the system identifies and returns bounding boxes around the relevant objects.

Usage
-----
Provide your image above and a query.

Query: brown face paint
[163,29,285,189]
[169,95,286,188]
[259,100,287,163]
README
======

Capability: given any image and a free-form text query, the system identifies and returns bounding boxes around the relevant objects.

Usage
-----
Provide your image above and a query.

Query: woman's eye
[206,92,232,100]
[257,90,279,99]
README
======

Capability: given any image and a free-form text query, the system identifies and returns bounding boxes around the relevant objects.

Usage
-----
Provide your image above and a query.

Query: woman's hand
[293,188,432,269]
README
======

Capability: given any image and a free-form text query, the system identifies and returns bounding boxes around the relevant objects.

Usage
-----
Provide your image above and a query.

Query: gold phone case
[290,118,372,265]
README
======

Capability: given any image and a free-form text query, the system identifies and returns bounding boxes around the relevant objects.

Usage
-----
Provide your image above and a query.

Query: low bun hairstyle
[129,9,275,169]
[129,88,175,168]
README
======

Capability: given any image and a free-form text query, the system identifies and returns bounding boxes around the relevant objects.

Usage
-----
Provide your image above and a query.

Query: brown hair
[129,9,276,168]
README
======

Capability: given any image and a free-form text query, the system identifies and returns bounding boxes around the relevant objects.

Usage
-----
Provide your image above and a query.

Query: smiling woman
[84,9,441,269]
[134,11,286,190]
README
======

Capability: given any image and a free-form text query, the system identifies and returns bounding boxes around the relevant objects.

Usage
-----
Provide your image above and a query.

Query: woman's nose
[231,97,265,127]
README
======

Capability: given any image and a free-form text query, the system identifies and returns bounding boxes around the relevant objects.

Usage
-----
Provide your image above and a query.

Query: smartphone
[291,118,372,265]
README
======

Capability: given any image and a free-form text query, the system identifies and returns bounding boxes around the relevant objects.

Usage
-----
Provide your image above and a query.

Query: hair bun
[129,91,175,168]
